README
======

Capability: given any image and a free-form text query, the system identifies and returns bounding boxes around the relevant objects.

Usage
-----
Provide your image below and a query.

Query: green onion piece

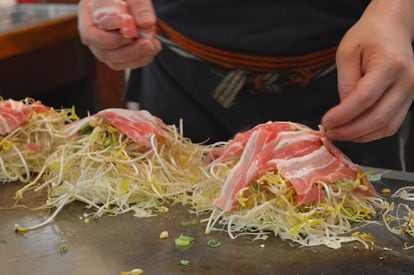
[207,239,221,248]
[179,235,194,242]
[59,244,69,255]
[181,220,198,227]
[252,183,261,193]
[175,238,190,247]
[175,235,194,247]
[79,125,94,135]
[102,138,113,148]
[179,260,190,266]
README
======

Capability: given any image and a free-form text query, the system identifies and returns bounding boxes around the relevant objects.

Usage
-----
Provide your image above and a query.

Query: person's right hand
[78,0,161,71]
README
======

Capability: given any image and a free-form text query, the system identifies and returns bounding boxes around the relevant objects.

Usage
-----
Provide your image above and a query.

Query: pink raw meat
[89,0,138,38]
[212,122,375,211]
[64,108,166,148]
[0,100,31,136]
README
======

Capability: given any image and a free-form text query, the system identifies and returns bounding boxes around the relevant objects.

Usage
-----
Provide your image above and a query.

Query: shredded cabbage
[197,159,386,249]
[14,117,210,231]
[7,105,414,250]
[0,98,76,183]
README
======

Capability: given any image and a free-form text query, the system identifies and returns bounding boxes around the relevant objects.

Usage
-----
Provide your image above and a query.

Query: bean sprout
[14,117,210,232]
[198,167,384,249]
[0,98,75,183]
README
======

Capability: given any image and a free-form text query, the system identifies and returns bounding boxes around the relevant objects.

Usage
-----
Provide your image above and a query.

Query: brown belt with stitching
[157,20,337,107]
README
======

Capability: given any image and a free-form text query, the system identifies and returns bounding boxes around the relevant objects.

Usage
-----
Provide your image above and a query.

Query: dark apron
[125,46,402,170]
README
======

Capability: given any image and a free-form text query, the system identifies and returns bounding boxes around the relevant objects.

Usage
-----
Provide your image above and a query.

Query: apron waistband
[157,20,337,107]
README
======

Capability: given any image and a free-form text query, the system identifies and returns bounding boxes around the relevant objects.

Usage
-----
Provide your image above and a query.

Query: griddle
[0,168,413,274]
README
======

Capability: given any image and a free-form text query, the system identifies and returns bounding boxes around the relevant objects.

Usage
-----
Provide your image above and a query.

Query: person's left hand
[322,0,414,142]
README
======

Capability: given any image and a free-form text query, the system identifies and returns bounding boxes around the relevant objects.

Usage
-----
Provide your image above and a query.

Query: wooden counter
[0,4,125,115]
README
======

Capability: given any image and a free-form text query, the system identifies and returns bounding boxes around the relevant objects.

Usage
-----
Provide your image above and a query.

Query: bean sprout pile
[195,158,385,249]
[2,98,412,250]
[15,116,210,232]
[383,186,414,250]
[0,98,76,183]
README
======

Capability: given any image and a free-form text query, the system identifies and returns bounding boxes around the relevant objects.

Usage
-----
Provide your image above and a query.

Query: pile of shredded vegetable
[193,157,388,249]
[383,187,414,250]
[0,98,76,183]
[6,102,414,251]
[15,116,210,232]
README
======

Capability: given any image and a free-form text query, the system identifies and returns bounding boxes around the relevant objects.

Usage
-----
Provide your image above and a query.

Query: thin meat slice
[27,143,42,153]
[275,145,357,204]
[0,100,27,111]
[214,128,274,210]
[256,130,323,175]
[212,122,374,210]
[207,121,295,163]
[319,126,360,173]
[319,126,376,196]
[96,109,166,146]
[65,109,166,148]
[0,100,31,136]
[0,99,51,136]
[64,116,93,137]
[30,101,52,113]
[89,0,138,38]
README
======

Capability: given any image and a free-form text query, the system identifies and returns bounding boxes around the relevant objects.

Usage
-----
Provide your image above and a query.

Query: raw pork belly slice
[0,99,52,136]
[64,108,166,147]
[206,121,294,163]
[89,0,138,38]
[212,121,375,211]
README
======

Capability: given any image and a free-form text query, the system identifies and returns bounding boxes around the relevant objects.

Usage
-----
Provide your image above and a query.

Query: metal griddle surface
[1,169,414,275]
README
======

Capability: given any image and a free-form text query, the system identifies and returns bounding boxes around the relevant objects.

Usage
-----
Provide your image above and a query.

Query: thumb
[127,0,156,30]
[336,44,362,101]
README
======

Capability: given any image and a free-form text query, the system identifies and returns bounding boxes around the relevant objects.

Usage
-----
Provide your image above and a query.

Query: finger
[153,39,162,52]
[336,44,362,101]
[89,0,139,39]
[351,96,412,143]
[322,59,399,130]
[89,0,125,30]
[78,0,132,49]
[106,56,154,70]
[127,0,156,31]
[325,82,407,140]
[119,14,139,39]
[89,39,160,63]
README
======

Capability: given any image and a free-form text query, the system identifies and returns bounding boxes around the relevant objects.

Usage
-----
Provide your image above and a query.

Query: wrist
[363,0,414,41]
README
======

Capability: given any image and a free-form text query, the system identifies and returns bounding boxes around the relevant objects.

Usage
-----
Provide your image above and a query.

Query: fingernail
[138,11,155,20]
[139,31,154,40]
[137,11,156,25]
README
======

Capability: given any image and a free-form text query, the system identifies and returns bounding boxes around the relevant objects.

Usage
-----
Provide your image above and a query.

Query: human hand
[78,0,161,70]
[322,0,414,142]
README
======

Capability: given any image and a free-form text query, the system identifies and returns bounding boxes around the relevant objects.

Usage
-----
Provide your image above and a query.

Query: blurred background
[0,0,413,171]
[0,0,126,118]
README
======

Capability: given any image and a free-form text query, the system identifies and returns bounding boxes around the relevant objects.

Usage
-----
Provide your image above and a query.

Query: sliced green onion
[181,220,198,227]
[79,124,94,135]
[102,138,113,148]
[175,235,194,247]
[59,243,69,255]
[179,260,190,266]
[207,239,221,248]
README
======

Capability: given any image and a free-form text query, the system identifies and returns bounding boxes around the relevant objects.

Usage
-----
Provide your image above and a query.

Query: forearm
[362,0,414,41]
